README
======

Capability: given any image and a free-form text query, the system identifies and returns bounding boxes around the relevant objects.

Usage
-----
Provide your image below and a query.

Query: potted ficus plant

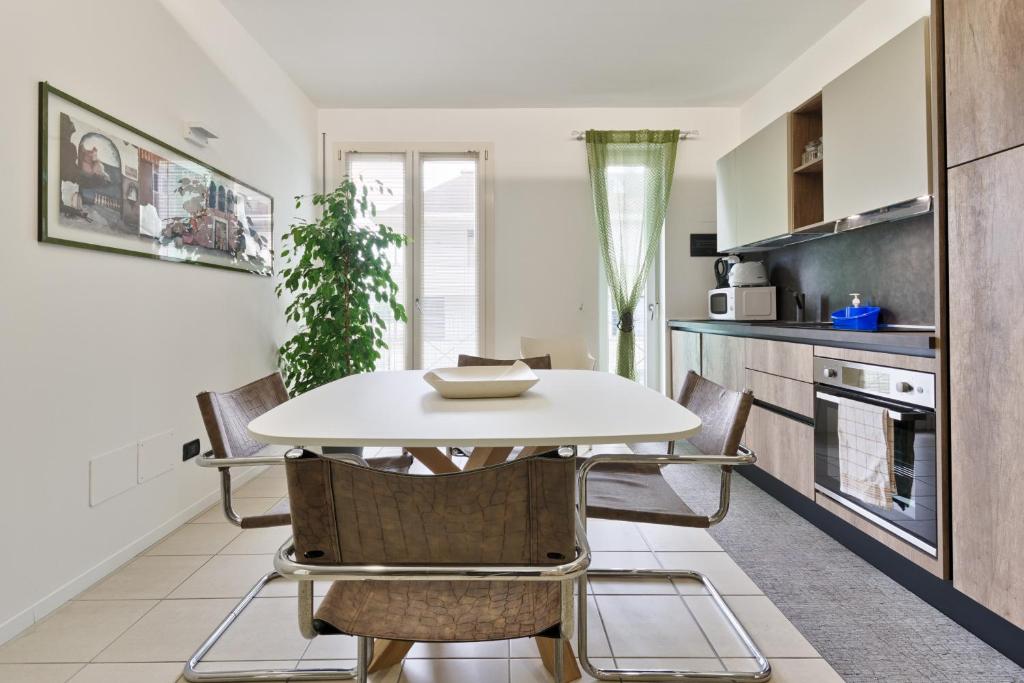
[276,178,408,413]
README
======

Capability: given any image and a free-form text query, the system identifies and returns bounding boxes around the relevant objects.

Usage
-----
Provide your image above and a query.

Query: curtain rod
[570,130,699,141]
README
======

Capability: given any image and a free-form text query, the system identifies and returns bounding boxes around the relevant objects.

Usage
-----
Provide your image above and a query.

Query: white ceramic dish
[423,361,539,399]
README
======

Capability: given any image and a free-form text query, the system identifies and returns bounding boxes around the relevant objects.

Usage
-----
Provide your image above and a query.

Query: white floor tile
[204,598,310,661]
[509,598,611,659]
[408,640,509,659]
[656,552,763,595]
[584,520,649,551]
[191,498,280,524]
[235,475,289,498]
[685,595,819,659]
[613,658,724,674]
[636,523,723,552]
[168,555,274,599]
[399,658,509,683]
[219,526,293,555]
[78,555,208,600]
[721,657,842,682]
[587,552,675,595]
[509,657,615,683]
[95,598,236,662]
[300,632,358,660]
[0,663,83,682]
[68,662,184,683]
[0,600,155,663]
[596,595,715,658]
[144,524,240,556]
[297,659,401,683]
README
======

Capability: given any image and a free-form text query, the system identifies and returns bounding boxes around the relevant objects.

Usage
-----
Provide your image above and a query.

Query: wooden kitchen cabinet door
[701,334,746,393]
[945,0,1024,166]
[670,330,701,401]
[948,146,1024,628]
[742,405,814,498]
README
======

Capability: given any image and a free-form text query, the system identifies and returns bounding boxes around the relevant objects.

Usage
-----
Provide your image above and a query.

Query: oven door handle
[815,391,925,421]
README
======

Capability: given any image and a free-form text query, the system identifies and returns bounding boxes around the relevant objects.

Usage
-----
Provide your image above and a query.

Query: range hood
[728,195,933,253]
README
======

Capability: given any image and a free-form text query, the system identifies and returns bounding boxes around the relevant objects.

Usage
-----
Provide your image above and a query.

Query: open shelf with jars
[790,92,823,230]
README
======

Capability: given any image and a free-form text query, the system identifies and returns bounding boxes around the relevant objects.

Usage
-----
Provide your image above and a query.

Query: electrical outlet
[182,438,201,462]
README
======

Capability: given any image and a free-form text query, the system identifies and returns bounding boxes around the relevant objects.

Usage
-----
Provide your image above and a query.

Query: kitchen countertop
[668,319,936,357]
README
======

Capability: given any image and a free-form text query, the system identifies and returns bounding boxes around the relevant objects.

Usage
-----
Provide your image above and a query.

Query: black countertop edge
[668,319,937,358]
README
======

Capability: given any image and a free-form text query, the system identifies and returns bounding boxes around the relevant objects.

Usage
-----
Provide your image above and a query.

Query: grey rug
[647,453,1024,683]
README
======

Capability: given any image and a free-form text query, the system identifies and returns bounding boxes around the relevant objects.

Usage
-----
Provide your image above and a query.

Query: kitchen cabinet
[716,115,791,252]
[822,18,931,222]
[742,405,814,498]
[669,330,701,400]
[945,0,1024,166]
[744,338,814,383]
[745,369,813,419]
[700,333,746,393]
[715,149,740,252]
[948,145,1024,629]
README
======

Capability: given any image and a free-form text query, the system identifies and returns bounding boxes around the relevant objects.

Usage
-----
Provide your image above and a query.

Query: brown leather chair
[575,371,771,682]
[239,449,588,683]
[195,372,412,529]
[457,353,552,370]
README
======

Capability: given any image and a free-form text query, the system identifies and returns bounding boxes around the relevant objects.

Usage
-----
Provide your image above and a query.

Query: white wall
[0,0,317,641]
[739,0,931,137]
[318,108,739,361]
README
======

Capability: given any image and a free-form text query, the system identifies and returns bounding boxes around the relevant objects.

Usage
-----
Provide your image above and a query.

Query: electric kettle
[728,261,769,287]
[713,255,740,288]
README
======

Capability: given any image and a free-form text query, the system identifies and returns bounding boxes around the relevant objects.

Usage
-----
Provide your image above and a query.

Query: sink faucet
[789,290,806,323]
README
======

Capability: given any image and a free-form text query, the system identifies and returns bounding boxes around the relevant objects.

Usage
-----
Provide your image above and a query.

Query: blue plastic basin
[831,306,880,331]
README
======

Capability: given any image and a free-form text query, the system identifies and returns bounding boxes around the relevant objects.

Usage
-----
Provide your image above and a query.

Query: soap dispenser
[831,292,879,330]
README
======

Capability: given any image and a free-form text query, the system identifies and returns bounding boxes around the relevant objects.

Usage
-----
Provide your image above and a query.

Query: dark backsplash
[755,214,935,326]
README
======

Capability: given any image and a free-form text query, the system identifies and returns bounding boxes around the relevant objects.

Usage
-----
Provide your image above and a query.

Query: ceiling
[222,0,864,108]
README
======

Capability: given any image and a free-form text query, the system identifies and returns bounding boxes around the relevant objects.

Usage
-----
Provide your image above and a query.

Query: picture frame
[38,82,274,276]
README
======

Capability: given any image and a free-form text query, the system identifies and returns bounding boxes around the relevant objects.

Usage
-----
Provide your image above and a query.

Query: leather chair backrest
[676,370,753,457]
[196,373,289,459]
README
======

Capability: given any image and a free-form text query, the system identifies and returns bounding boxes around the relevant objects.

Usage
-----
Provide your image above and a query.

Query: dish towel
[837,396,896,510]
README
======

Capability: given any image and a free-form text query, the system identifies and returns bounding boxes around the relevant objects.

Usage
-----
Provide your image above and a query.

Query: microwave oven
[707,286,777,320]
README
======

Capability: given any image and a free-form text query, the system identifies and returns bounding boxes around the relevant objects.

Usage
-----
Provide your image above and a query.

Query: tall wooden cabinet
[948,148,1024,628]
[944,0,1024,166]
[946,0,1024,629]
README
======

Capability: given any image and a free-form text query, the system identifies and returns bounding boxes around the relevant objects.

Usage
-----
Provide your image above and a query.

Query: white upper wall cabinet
[716,115,791,252]
[715,148,740,252]
[822,18,931,222]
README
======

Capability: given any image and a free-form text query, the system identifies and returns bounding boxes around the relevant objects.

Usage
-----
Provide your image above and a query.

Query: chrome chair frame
[195,450,287,527]
[184,451,591,683]
[577,451,772,683]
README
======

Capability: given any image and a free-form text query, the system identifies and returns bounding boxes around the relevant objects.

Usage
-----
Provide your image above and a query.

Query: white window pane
[419,155,479,369]
[347,153,408,371]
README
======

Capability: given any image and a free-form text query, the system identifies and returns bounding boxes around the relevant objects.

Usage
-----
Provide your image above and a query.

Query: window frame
[332,142,494,368]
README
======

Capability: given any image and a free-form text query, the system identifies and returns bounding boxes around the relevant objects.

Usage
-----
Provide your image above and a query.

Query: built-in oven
[813,357,937,556]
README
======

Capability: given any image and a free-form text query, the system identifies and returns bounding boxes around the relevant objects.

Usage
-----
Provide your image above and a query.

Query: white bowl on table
[423,361,539,399]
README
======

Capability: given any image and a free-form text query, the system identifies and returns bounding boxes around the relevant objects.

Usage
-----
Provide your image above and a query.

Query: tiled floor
[0,454,843,682]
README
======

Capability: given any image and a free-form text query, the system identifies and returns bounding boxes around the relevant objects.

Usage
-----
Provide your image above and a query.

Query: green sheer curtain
[586,130,679,380]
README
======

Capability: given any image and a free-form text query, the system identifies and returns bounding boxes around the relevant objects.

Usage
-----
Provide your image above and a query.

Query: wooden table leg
[404,447,461,474]
[536,637,582,682]
[368,638,414,673]
[464,446,513,470]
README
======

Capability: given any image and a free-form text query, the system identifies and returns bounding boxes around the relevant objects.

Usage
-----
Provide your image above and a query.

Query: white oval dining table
[247,368,702,681]
[249,368,701,448]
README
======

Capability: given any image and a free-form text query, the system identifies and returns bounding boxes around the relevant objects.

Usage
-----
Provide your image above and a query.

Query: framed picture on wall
[38,82,273,276]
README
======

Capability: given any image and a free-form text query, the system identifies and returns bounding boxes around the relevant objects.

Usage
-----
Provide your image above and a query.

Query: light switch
[138,430,176,483]
[90,443,138,506]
